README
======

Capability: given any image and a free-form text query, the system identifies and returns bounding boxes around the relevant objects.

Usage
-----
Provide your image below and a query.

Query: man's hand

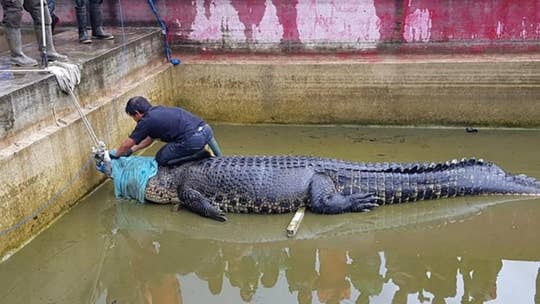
[109,148,133,159]
[109,149,120,159]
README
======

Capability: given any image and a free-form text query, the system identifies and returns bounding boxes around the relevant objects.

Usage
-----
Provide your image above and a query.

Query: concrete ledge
[0,27,164,149]
[172,53,540,127]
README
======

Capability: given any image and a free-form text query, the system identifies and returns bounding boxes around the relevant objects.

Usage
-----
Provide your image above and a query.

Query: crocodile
[135,155,540,222]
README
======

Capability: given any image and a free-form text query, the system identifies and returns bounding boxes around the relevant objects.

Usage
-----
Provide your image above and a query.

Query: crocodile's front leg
[177,187,228,222]
[309,173,379,214]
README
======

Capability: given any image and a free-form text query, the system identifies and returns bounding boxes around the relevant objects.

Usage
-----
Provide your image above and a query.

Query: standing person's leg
[73,0,90,43]
[1,0,38,66]
[24,0,67,61]
[46,0,58,32]
[89,0,113,40]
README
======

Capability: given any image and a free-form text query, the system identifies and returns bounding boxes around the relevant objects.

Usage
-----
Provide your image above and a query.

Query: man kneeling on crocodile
[112,96,222,165]
[97,96,540,222]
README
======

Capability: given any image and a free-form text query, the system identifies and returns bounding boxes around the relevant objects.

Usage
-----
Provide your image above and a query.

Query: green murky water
[1,125,539,304]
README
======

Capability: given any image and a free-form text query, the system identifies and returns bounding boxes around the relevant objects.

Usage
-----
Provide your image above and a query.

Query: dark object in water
[466,127,478,133]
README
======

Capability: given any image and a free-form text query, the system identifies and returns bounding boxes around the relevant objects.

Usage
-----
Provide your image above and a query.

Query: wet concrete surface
[0,124,539,303]
[0,27,160,95]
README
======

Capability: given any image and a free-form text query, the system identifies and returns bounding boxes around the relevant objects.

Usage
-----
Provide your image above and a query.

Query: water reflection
[85,200,539,304]
[1,125,540,304]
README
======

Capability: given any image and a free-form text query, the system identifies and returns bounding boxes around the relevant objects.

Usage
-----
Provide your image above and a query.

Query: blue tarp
[111,156,158,203]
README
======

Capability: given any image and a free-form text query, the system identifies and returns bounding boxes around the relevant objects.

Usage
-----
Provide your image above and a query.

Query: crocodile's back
[184,156,319,213]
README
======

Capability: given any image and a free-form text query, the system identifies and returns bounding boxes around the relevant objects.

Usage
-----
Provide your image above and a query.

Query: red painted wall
[5,0,540,53]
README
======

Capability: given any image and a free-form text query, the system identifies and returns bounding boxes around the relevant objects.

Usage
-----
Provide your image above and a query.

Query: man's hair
[125,96,152,116]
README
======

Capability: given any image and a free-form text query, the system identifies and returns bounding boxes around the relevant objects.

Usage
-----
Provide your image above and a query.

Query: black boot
[35,25,68,62]
[89,2,114,40]
[76,10,91,44]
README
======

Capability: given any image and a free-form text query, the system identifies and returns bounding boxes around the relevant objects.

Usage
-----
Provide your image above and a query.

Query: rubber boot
[35,25,68,62]
[76,11,91,44]
[89,3,114,40]
[208,137,222,156]
[4,27,38,67]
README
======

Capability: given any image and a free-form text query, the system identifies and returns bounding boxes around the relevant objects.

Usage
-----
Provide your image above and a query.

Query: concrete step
[0,27,164,149]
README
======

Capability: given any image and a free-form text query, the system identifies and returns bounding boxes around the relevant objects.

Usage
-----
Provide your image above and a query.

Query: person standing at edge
[112,96,223,166]
[1,0,67,66]
[74,0,114,44]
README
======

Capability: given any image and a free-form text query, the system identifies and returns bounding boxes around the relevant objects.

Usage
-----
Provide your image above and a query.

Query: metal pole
[39,0,48,68]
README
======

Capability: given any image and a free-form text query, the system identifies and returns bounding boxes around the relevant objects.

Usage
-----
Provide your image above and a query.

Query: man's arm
[114,136,154,157]
[115,137,137,157]
[131,136,154,153]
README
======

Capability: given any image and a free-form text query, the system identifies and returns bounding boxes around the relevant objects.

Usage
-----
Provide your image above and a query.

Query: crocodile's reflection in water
[90,195,538,303]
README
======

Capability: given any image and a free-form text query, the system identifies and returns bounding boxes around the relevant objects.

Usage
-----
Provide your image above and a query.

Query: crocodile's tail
[327,158,540,204]
[450,160,540,197]
[491,171,540,196]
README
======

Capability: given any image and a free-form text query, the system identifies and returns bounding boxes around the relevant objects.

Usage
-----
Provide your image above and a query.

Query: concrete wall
[0,67,175,259]
[0,28,167,258]
[171,55,540,127]
[7,0,540,52]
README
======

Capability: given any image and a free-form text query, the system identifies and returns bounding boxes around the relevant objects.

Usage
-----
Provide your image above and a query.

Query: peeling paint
[403,8,431,42]
[296,0,381,47]
[496,21,503,38]
[5,0,540,52]
[253,0,284,44]
[190,0,246,43]
[521,18,527,40]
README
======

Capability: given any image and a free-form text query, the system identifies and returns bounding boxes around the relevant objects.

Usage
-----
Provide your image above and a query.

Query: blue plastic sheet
[111,156,158,203]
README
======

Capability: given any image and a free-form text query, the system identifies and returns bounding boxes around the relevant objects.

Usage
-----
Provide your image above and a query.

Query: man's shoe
[92,30,114,40]
[35,25,68,62]
[79,32,92,44]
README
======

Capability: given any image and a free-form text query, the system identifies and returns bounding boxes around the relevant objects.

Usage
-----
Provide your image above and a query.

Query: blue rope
[147,0,181,65]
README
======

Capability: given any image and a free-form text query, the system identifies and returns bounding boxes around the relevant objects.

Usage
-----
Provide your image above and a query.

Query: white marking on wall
[403,8,432,42]
[496,21,504,38]
[190,0,246,43]
[253,0,284,44]
[521,17,527,39]
[296,0,381,48]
